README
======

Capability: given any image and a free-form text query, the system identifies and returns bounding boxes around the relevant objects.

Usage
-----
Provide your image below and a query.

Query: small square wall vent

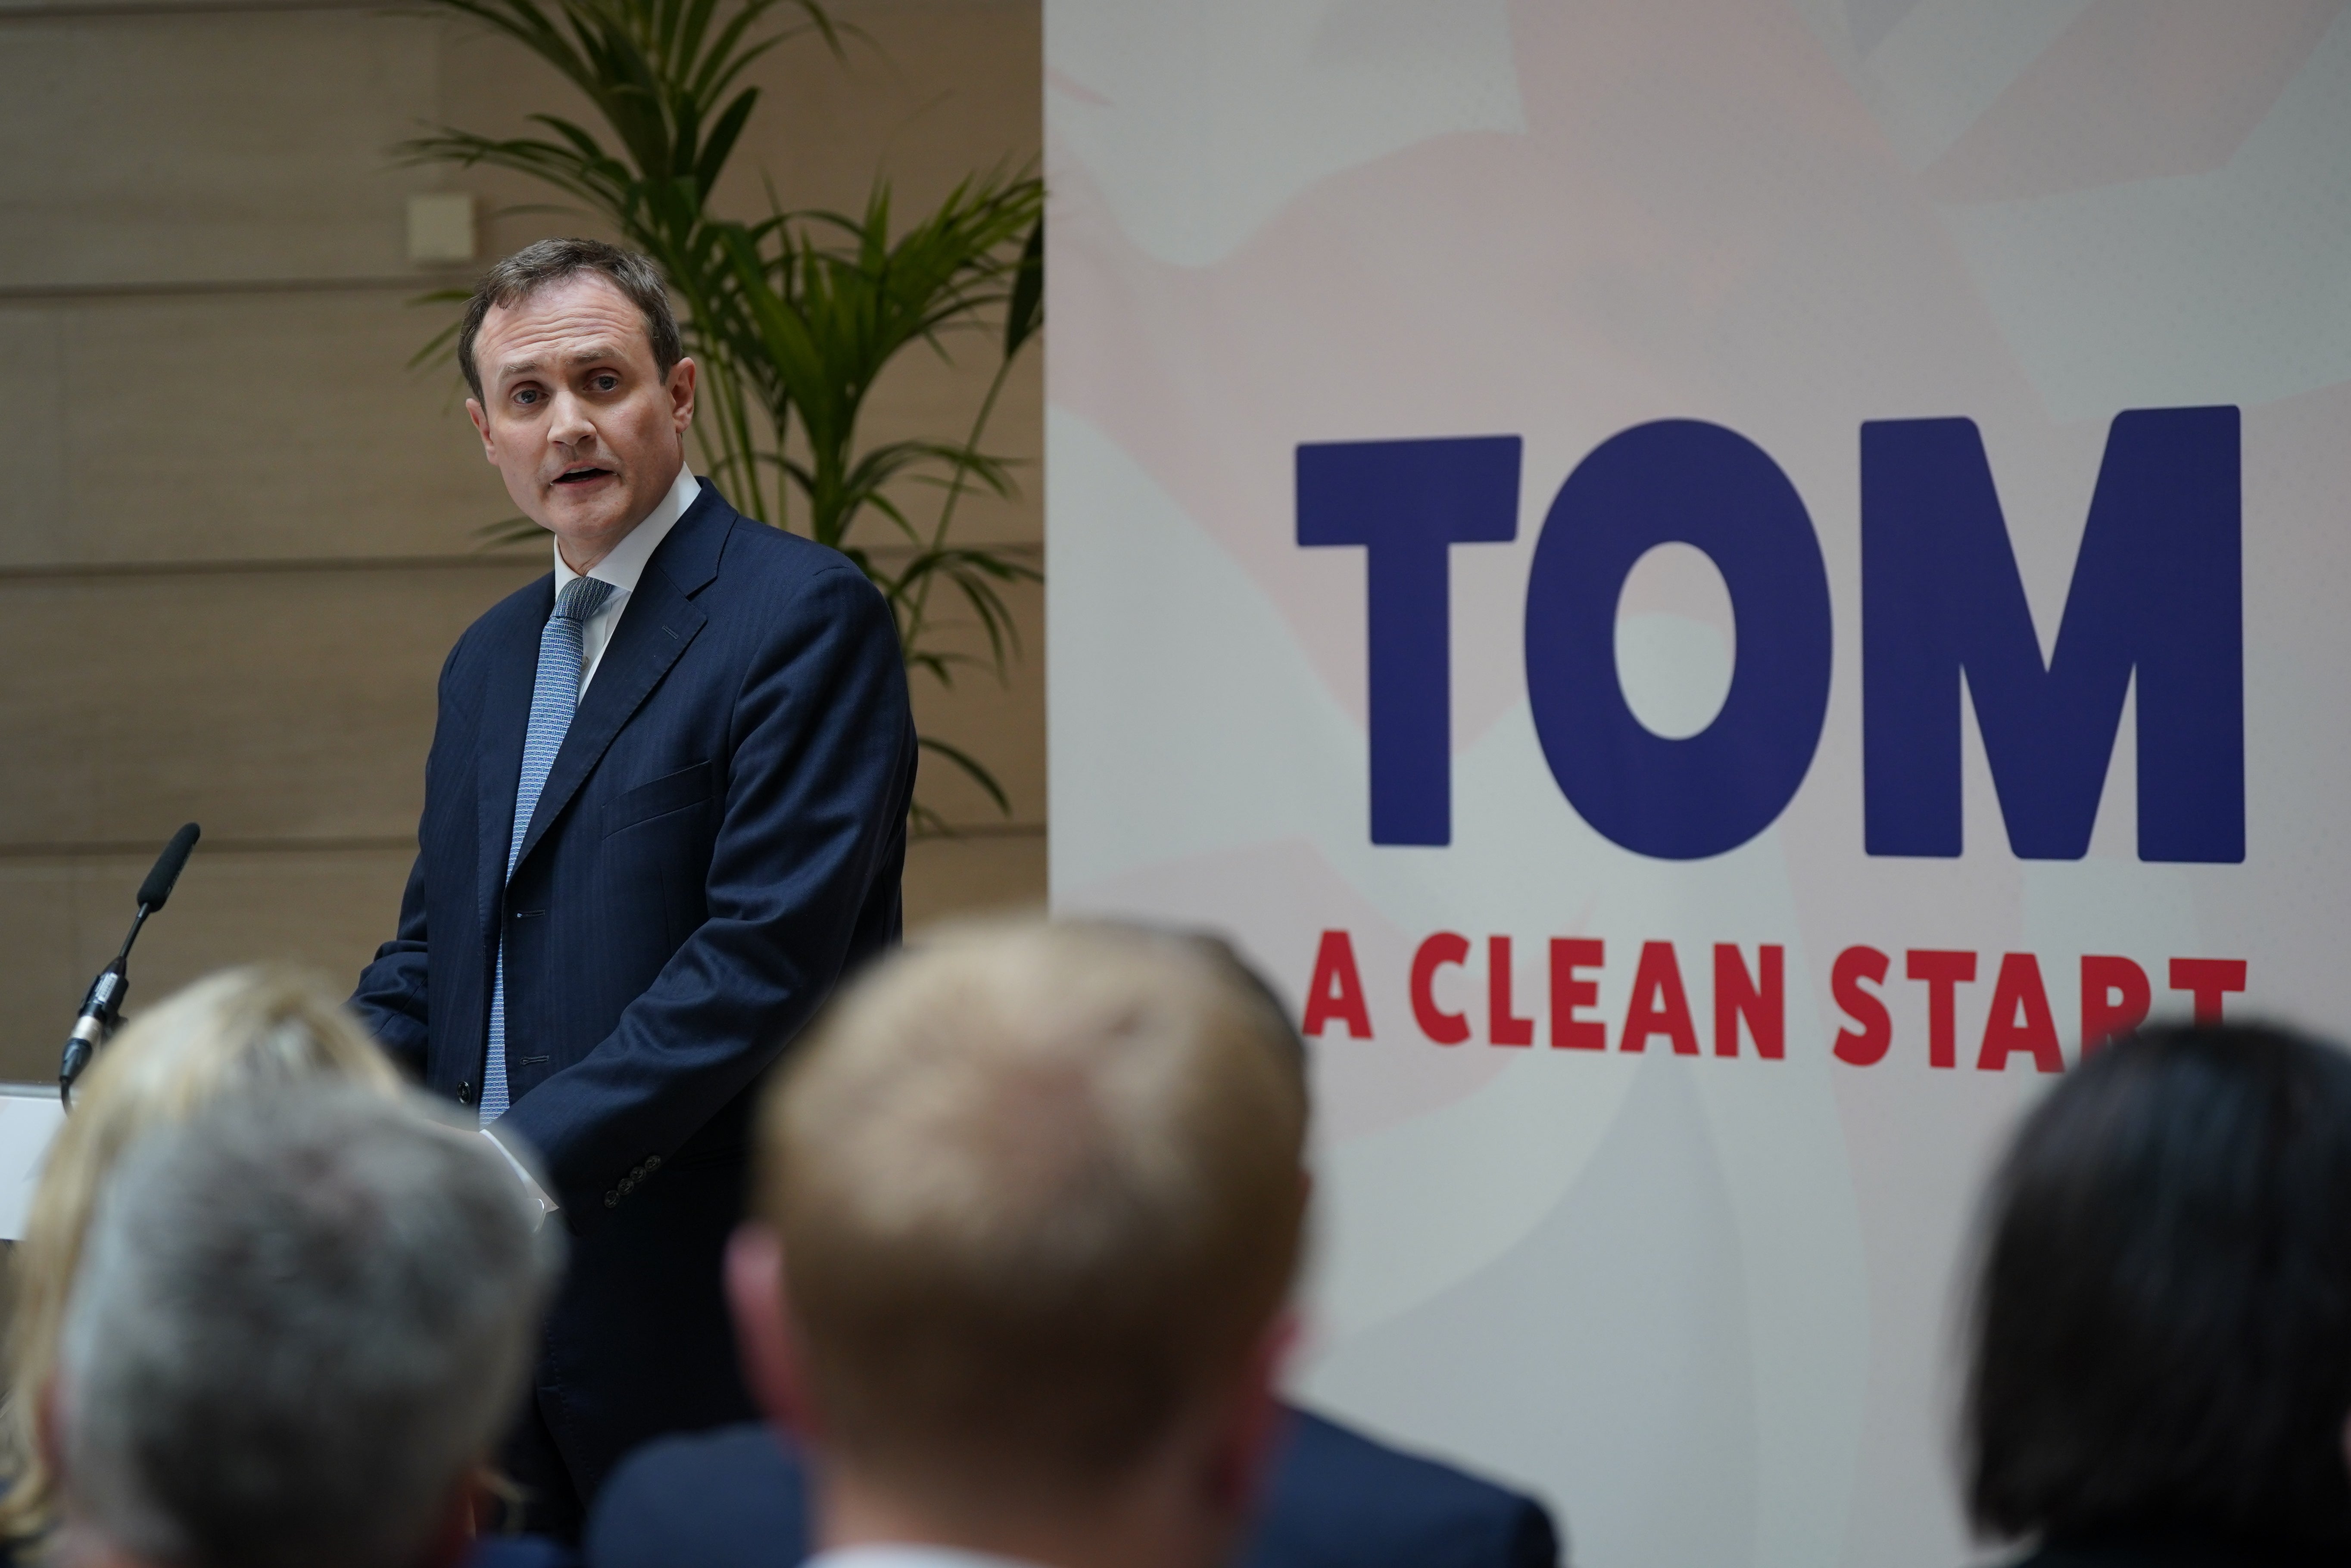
[407,193,477,264]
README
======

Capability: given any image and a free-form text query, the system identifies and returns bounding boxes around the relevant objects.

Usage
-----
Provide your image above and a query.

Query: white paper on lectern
[0,1087,66,1241]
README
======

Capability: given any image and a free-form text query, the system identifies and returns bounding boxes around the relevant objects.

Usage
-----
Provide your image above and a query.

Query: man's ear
[465,397,496,460]
[416,1473,483,1568]
[667,356,698,433]
[1203,1309,1298,1518]
[725,1222,817,1439]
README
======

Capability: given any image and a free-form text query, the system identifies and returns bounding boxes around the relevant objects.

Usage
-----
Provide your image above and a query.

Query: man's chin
[541,488,627,533]
[536,485,657,563]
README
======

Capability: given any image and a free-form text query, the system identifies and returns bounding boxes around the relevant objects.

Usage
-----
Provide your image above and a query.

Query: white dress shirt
[805,1547,1044,1568]
[552,463,703,695]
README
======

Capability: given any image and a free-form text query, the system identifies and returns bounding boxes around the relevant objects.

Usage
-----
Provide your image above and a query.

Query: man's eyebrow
[494,344,628,384]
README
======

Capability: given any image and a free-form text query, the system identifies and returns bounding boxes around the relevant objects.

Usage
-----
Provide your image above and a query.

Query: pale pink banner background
[1044,3,2351,1564]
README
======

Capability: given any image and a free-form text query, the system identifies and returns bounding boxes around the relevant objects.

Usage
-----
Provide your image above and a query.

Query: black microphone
[61,823,201,1106]
[138,822,200,912]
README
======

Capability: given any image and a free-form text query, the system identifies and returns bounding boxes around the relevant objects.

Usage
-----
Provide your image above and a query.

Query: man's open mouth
[554,466,613,485]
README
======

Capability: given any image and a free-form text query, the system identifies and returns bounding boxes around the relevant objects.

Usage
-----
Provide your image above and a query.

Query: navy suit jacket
[352,481,917,1495]
[471,1539,580,1568]
[583,1408,1560,1568]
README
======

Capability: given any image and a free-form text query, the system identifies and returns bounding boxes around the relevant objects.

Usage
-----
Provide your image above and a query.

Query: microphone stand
[61,823,200,1107]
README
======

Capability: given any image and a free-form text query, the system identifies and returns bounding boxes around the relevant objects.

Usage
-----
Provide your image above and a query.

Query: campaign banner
[1042,3,2351,1563]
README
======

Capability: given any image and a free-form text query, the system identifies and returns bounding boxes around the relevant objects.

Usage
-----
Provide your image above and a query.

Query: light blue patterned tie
[482,575,616,1126]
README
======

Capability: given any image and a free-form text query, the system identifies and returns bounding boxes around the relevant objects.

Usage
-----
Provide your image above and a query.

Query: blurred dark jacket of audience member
[1963,1023,2351,1567]
[585,1406,1559,1568]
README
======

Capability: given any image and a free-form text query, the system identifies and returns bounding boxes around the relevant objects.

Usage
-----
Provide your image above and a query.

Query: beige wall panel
[0,0,371,12]
[0,844,416,1083]
[0,12,446,290]
[905,572,1043,826]
[0,859,88,1082]
[0,292,521,566]
[0,553,1029,840]
[0,312,70,563]
[902,830,1045,933]
[0,562,539,846]
[0,285,1024,569]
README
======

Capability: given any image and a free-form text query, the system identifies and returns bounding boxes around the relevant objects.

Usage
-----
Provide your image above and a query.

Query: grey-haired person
[43,1086,565,1568]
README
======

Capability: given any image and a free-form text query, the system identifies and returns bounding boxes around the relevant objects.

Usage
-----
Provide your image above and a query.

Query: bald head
[751,919,1310,1503]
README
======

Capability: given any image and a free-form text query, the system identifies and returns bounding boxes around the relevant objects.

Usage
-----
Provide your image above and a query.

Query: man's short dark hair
[456,237,683,404]
[1964,1022,2351,1550]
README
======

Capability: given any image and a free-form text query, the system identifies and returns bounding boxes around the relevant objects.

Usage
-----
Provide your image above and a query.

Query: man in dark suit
[351,238,916,1539]
[586,921,1559,1568]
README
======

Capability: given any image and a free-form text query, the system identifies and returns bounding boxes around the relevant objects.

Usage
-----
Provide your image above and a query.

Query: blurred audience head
[727,917,1310,1568]
[50,1085,560,1568]
[2,965,402,1543]
[1964,1021,2351,1553]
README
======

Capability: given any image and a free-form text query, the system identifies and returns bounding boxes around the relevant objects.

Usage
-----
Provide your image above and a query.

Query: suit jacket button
[644,1155,661,1171]
[458,1081,476,1106]
[618,1178,635,1195]
[604,1191,619,1208]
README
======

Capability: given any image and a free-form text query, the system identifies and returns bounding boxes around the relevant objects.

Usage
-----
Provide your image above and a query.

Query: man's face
[465,274,697,571]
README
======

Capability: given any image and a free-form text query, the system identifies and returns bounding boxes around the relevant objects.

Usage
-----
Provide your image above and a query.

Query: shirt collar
[552,464,703,599]
[804,1546,1043,1568]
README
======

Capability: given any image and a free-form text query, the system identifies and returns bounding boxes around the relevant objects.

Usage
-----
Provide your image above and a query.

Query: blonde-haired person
[0,964,400,1556]
[585,921,1561,1568]
[732,918,1310,1568]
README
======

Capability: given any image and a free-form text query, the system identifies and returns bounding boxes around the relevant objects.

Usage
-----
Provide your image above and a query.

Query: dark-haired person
[351,239,917,1538]
[1961,1021,2351,1565]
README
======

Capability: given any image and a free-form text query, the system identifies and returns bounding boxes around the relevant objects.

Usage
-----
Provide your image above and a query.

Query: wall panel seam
[0,274,473,304]
[0,835,420,859]
[0,0,389,22]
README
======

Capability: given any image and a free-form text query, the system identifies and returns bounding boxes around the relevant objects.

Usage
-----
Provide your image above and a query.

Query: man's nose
[548,389,596,449]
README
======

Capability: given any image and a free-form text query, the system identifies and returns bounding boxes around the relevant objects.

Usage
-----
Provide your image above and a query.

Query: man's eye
[512,388,541,407]
[592,374,619,392]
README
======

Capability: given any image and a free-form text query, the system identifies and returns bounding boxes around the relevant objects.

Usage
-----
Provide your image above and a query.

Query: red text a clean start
[1301,930,2248,1073]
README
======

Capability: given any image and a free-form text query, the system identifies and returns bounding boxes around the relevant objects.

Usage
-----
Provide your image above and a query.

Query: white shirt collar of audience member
[807,1546,1044,1568]
[804,1542,1044,1568]
[551,463,702,694]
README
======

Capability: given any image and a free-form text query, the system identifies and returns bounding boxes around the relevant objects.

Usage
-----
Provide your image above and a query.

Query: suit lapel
[476,579,552,935]
[509,494,729,875]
